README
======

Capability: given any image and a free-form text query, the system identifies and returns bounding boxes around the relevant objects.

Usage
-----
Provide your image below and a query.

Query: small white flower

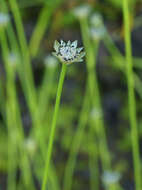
[90,13,104,28]
[52,40,85,65]
[7,53,19,67]
[0,13,10,28]
[90,107,102,120]
[90,13,106,41]
[24,138,37,156]
[44,55,58,69]
[72,4,91,20]
[90,27,106,41]
[102,171,121,186]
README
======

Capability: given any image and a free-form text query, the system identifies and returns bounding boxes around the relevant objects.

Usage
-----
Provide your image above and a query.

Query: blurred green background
[1,0,142,190]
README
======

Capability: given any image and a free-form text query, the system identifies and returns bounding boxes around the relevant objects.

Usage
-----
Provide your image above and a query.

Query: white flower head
[72,4,91,20]
[52,40,85,65]
[7,53,19,64]
[102,171,121,187]
[90,13,104,28]
[90,27,106,41]
[90,107,102,120]
[24,138,37,156]
[90,13,106,41]
[0,13,10,28]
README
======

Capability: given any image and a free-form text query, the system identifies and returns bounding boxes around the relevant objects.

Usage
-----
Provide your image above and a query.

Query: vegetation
[0,0,142,190]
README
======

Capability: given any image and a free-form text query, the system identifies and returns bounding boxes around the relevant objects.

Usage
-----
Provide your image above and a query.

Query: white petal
[52,52,58,58]
[71,40,78,48]
[67,40,71,46]
[77,59,83,62]
[54,40,60,52]
[60,40,66,46]
[79,51,86,58]
[77,47,83,53]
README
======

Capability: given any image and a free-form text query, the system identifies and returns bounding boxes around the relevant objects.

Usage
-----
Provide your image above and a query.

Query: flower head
[102,171,121,187]
[0,13,10,28]
[90,107,102,120]
[90,13,104,28]
[72,4,91,20]
[90,13,106,41]
[24,138,37,157]
[52,40,85,65]
[90,27,106,41]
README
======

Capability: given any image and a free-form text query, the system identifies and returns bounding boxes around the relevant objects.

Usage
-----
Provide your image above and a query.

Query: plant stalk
[42,63,67,190]
[123,0,141,190]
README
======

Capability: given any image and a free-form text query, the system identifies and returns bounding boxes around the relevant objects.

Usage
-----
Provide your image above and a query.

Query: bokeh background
[1,0,142,190]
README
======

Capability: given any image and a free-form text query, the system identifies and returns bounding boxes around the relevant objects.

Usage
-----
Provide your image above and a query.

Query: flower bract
[52,40,85,65]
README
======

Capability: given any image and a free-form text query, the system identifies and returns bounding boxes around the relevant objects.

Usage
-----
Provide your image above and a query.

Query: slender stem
[0,29,35,190]
[32,64,57,158]
[103,32,142,100]
[29,0,64,57]
[38,64,57,123]
[122,1,141,190]
[42,63,67,190]
[63,86,90,190]
[88,120,99,190]
[29,5,53,57]
[8,0,37,115]
[80,18,111,170]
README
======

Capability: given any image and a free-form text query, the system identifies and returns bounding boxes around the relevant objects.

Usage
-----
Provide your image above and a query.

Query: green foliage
[0,0,142,190]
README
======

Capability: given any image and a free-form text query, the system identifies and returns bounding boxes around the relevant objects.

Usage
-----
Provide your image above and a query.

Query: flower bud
[72,4,91,20]
[44,55,58,69]
[102,171,121,187]
[52,40,85,64]
[90,13,104,28]
[0,13,10,28]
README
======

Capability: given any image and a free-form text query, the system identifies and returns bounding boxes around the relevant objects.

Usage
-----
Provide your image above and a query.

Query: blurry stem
[8,0,47,166]
[63,86,91,190]
[0,78,5,119]
[32,65,57,154]
[8,0,37,115]
[29,5,53,57]
[42,63,67,190]
[1,0,36,120]
[48,164,61,190]
[123,1,142,190]
[103,33,124,69]
[104,31,142,70]
[32,65,60,190]
[0,30,35,190]
[80,18,111,171]
[104,30,142,70]
[29,0,64,57]
[1,0,20,53]
[38,65,57,122]
[88,120,99,190]
[31,65,57,150]
[134,73,142,99]
[103,33,142,100]
[7,103,17,190]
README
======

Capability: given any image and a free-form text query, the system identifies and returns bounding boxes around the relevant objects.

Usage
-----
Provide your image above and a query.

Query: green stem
[123,0,141,190]
[88,120,99,190]
[8,0,37,115]
[103,32,142,100]
[80,18,111,170]
[29,5,53,57]
[63,86,90,190]
[42,63,67,190]
[32,64,57,156]
[38,64,57,124]
[0,29,35,190]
